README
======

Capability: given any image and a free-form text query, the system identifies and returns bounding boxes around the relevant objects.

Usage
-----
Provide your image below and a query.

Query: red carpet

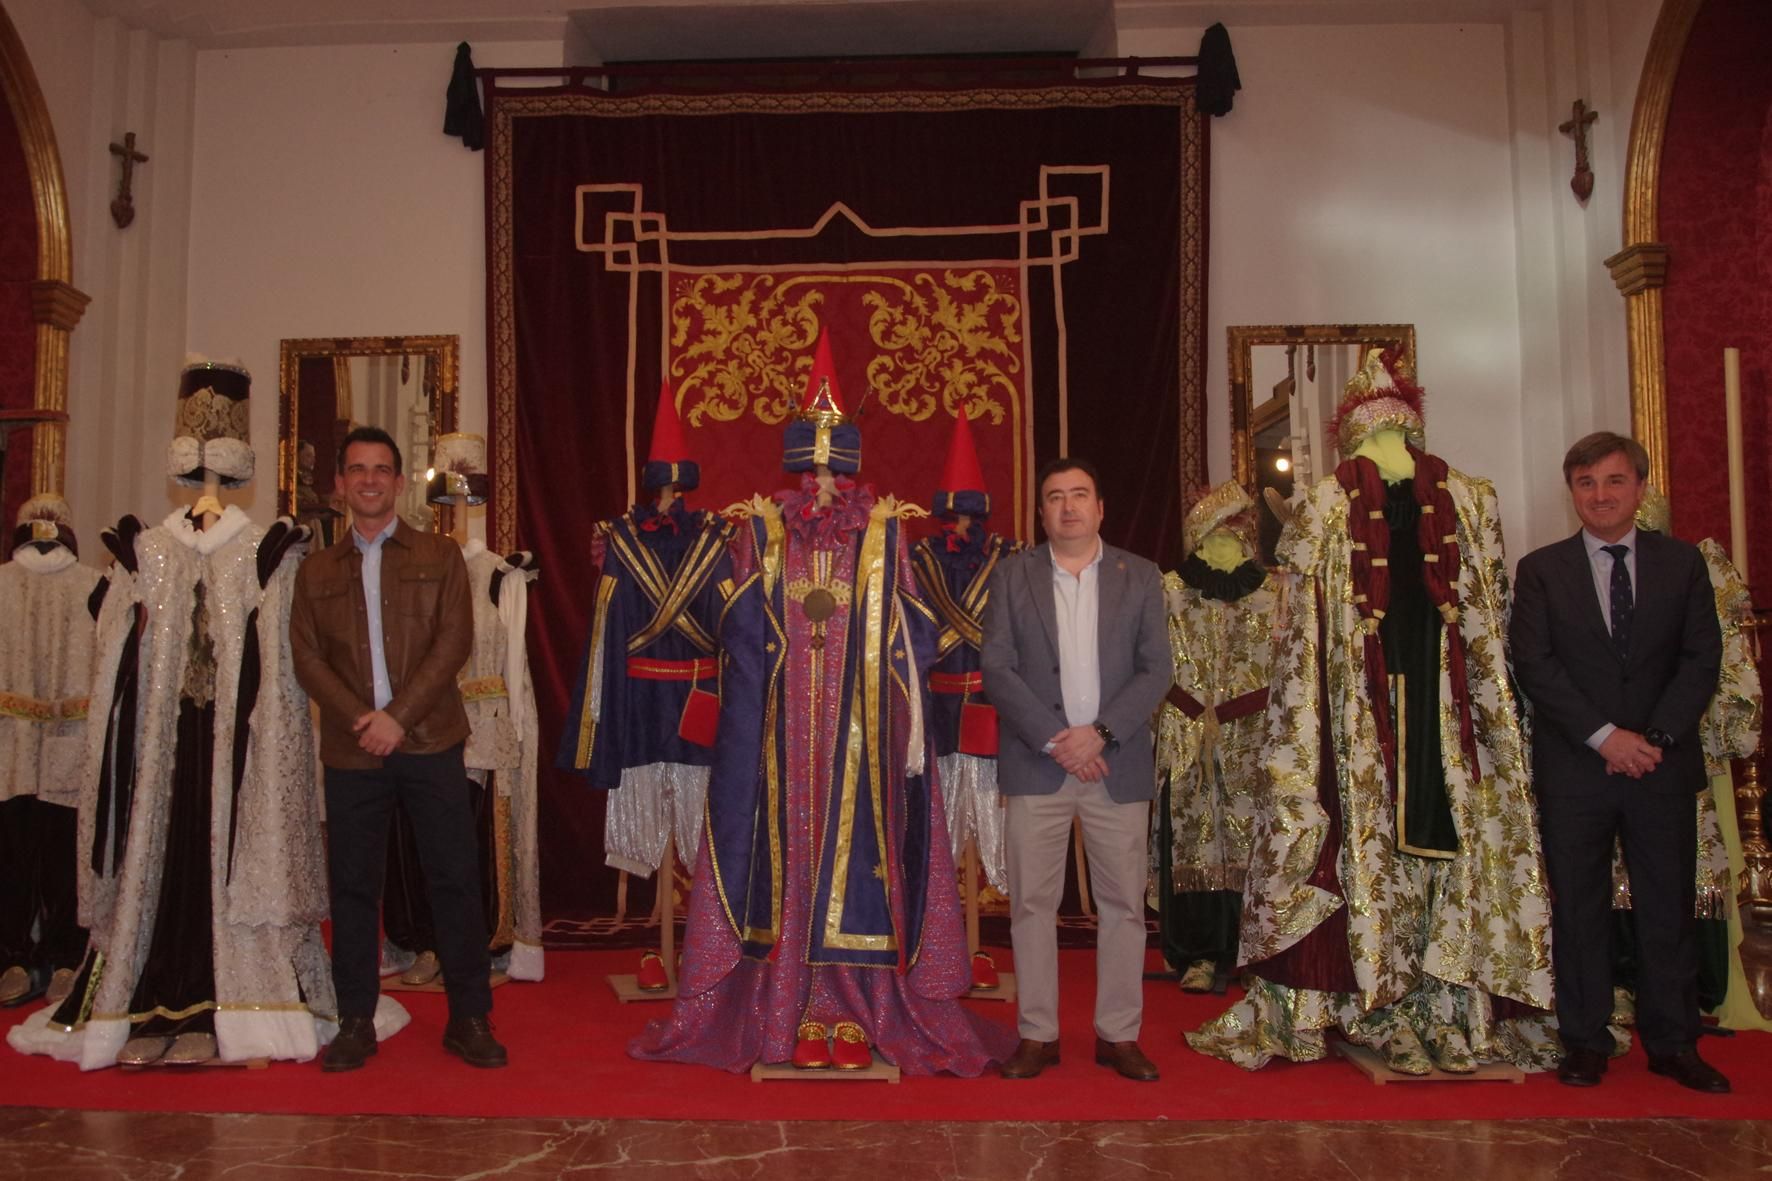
[3,948,1769,1121]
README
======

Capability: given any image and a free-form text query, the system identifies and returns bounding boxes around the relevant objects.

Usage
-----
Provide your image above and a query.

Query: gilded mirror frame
[277,334,460,534]
[1229,323,1417,490]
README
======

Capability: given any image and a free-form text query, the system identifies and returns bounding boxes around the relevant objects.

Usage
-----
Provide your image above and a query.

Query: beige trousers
[1004,777,1150,1043]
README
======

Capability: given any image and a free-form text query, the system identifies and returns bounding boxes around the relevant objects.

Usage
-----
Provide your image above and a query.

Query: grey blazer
[980,541,1170,803]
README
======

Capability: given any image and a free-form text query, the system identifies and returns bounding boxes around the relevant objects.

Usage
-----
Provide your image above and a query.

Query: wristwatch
[1093,721,1120,755]
[1644,727,1675,750]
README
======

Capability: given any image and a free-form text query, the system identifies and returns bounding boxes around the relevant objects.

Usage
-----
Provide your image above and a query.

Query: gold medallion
[802,587,837,623]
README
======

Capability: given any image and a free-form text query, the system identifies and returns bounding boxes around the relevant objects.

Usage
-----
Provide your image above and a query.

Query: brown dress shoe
[323,1016,378,1072]
[1648,1049,1730,1094]
[1094,1037,1159,1081]
[1000,1038,1060,1079]
[443,1015,509,1068]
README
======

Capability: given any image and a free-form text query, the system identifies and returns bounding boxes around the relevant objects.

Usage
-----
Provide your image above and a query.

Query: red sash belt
[626,656,718,682]
[930,670,984,694]
[1165,684,1269,723]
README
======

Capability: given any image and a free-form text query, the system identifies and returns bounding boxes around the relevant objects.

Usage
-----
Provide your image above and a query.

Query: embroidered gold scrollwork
[670,270,1022,428]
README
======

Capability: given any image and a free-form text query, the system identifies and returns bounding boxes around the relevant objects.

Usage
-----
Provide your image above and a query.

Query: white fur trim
[12,545,77,574]
[216,1007,320,1063]
[507,940,545,982]
[161,504,254,554]
[4,1005,86,1064]
[168,435,255,487]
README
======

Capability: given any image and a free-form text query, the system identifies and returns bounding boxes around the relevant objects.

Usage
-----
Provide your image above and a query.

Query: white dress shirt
[1050,538,1104,729]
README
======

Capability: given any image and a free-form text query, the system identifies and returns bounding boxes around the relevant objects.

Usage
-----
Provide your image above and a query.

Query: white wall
[1122,20,1537,554]
[10,0,1672,564]
[7,0,196,554]
[186,39,559,529]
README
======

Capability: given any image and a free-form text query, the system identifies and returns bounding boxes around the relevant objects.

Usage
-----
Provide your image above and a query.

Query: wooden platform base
[383,970,510,995]
[1333,1038,1525,1085]
[607,973,676,1003]
[965,970,1017,1003]
[751,1051,901,1083]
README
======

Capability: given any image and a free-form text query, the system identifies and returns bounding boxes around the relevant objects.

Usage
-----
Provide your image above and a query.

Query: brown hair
[1562,431,1648,485]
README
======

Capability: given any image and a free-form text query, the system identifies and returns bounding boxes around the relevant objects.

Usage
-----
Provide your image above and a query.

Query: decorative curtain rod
[474,55,1200,84]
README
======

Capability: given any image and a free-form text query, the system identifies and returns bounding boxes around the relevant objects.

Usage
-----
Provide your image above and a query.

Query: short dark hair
[1562,431,1647,485]
[338,426,403,476]
[1037,456,1101,498]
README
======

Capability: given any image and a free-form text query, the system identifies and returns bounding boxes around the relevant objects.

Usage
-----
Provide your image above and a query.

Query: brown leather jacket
[290,517,471,769]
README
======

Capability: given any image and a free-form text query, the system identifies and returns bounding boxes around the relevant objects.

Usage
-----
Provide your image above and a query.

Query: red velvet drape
[0,84,38,533]
[1660,0,1772,610]
[485,80,1209,921]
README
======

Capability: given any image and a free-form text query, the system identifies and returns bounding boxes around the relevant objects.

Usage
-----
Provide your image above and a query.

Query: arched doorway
[0,1,88,528]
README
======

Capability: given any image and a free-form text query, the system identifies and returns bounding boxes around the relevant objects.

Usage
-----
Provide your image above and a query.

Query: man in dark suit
[981,457,1170,1081]
[1512,431,1726,1092]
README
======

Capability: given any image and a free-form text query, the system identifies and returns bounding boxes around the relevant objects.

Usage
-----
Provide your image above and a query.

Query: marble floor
[2,1109,1770,1179]
[4,927,1768,1179]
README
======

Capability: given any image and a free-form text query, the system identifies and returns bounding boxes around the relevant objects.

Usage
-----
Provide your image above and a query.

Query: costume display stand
[962,839,1014,1003]
[607,831,677,1002]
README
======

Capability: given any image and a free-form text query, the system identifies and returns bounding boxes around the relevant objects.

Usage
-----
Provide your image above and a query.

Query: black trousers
[0,795,86,971]
[325,744,491,1020]
[1541,786,1699,1058]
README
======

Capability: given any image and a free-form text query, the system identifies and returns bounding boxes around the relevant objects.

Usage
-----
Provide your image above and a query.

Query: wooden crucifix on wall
[1558,100,1598,203]
[108,131,149,228]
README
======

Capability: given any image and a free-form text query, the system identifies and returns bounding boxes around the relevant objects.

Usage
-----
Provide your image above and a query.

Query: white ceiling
[77,0,1550,55]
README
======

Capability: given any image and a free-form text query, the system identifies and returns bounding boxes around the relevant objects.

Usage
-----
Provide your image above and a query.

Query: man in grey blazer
[1512,431,1726,1093]
[981,458,1170,1080]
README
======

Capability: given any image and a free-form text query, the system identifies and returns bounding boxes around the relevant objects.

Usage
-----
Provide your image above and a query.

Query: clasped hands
[354,709,406,757]
[1598,728,1662,780]
[1047,724,1110,782]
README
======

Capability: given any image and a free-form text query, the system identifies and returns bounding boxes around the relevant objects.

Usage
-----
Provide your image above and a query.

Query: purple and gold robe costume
[630,476,1014,1074]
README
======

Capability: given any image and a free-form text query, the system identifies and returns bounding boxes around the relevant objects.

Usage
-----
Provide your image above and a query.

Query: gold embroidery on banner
[672,272,1019,430]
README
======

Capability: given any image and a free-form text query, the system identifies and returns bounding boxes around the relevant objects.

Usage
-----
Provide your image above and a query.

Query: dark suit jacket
[980,541,1170,803]
[1510,529,1721,796]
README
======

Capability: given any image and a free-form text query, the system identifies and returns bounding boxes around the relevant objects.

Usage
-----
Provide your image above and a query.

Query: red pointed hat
[934,407,990,518]
[784,327,861,473]
[800,328,848,418]
[642,380,699,490]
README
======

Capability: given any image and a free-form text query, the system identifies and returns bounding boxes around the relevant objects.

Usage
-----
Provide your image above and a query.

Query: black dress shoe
[1648,1049,1730,1094]
[323,1016,378,1072]
[1556,1047,1608,1087]
[1094,1036,1159,1082]
[443,1015,509,1068]
[1000,1038,1060,1079]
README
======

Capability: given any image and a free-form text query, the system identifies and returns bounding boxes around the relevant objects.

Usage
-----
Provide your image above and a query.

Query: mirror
[277,335,459,545]
[1229,324,1416,563]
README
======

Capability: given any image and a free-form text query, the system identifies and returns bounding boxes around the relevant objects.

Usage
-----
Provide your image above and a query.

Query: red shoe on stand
[830,1021,871,1070]
[635,951,669,992]
[792,1021,832,1069]
[970,951,1001,991]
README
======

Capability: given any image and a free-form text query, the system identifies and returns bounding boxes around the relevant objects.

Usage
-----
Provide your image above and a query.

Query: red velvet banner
[485,80,1208,919]
[1660,0,1772,609]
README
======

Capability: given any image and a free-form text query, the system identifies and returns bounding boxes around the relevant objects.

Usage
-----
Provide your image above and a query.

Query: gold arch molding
[0,3,90,494]
[1606,0,1703,497]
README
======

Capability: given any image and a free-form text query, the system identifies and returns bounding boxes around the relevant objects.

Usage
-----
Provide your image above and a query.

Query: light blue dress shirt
[352,517,399,710]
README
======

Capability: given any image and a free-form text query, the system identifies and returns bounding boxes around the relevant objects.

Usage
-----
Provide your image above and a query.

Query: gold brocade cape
[1235,468,1553,1013]
[1612,538,1763,919]
[1151,569,1282,897]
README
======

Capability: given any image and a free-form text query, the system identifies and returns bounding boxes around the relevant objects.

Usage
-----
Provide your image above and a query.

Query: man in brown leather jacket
[290,426,507,1072]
